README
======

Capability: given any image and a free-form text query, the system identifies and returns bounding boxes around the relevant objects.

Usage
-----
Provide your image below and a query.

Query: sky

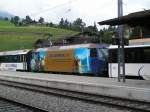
[0,0,149,26]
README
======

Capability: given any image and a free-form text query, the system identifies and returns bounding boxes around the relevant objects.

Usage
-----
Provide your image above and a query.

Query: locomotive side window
[97,49,108,61]
[90,48,97,57]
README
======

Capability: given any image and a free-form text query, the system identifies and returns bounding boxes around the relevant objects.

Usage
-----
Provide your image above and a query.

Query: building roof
[0,49,30,56]
[35,43,108,52]
[129,38,150,45]
[98,10,150,28]
[109,44,150,49]
[34,39,51,48]
[53,31,100,46]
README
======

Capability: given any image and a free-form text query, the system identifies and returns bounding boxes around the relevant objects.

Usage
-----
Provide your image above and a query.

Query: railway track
[77,93,150,112]
[0,98,47,112]
[0,79,149,112]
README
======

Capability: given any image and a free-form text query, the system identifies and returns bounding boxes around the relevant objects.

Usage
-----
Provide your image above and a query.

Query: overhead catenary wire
[30,0,78,17]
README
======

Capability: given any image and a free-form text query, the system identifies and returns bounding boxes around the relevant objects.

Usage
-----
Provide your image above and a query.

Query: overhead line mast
[118,0,125,82]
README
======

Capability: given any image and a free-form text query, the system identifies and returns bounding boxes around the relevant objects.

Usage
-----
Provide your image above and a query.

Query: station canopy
[98,9,150,28]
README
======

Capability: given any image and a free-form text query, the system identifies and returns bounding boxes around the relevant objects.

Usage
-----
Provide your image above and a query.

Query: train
[0,44,108,76]
[0,43,150,80]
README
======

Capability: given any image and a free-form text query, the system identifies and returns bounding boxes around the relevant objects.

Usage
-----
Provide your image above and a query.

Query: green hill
[0,21,78,51]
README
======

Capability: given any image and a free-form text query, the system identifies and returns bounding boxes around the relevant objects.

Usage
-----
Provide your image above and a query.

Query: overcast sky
[0,0,149,26]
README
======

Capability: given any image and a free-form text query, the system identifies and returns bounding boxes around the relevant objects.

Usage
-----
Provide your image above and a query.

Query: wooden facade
[53,31,100,46]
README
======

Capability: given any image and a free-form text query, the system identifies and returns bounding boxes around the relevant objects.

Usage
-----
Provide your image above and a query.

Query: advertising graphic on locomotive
[29,44,108,76]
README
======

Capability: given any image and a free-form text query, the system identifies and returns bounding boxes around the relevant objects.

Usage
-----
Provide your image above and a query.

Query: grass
[0,20,15,27]
[0,20,78,51]
[0,34,41,51]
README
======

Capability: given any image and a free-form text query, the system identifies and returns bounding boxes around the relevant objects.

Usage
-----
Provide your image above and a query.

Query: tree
[64,19,69,28]
[25,15,32,24]
[99,26,116,44]
[73,18,83,26]
[4,17,9,21]
[10,17,14,23]
[49,22,54,27]
[21,19,28,26]
[32,20,37,24]
[11,16,20,26]
[38,17,44,24]
[72,18,86,31]
[85,24,98,34]
[59,18,64,28]
[93,22,98,32]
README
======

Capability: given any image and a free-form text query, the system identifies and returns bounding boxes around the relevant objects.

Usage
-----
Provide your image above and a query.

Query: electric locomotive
[0,44,108,76]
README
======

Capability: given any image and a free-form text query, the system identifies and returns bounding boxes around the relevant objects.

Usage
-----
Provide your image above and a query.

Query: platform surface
[0,71,149,88]
[0,71,150,102]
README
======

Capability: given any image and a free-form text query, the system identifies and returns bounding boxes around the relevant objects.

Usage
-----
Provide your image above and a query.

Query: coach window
[126,48,137,63]
[19,55,21,62]
[1,56,7,62]
[22,54,25,62]
[5,56,9,62]
[0,56,4,62]
[125,48,129,63]
[130,48,136,63]
[0,56,3,62]
[144,48,150,63]
[20,55,23,62]
[16,55,20,62]
[9,56,12,62]
[0,56,2,62]
[135,48,144,63]
[9,55,13,62]
[109,49,117,63]
[14,55,18,62]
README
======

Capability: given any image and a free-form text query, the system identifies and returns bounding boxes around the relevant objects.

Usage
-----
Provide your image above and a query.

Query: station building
[99,9,150,45]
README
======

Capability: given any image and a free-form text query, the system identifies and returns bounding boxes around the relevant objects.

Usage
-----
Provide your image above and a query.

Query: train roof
[36,43,108,52]
[0,49,30,56]
[59,43,108,49]
[109,44,150,49]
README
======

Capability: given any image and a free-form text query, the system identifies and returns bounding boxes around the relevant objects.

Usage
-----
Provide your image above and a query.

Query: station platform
[0,71,149,103]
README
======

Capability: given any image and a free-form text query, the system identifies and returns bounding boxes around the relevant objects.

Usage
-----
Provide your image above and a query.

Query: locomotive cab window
[97,49,108,61]
[90,48,97,57]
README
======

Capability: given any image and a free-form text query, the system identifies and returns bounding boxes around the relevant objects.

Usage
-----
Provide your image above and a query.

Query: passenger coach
[0,50,29,71]
[108,45,150,80]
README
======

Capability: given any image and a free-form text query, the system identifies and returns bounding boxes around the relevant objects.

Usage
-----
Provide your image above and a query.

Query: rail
[0,79,149,112]
[0,97,47,112]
